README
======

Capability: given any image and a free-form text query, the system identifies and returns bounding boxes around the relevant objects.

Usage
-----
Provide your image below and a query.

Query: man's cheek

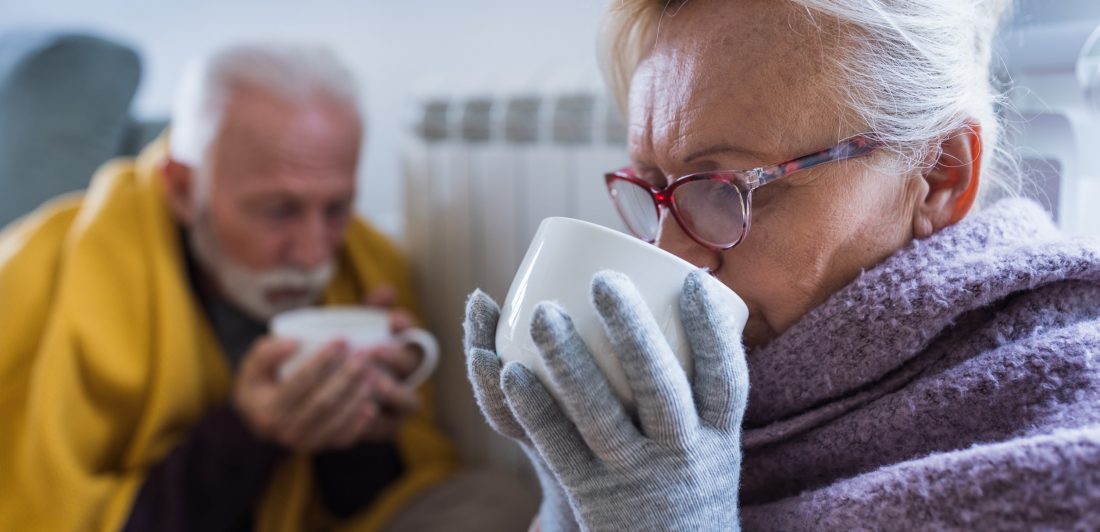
[238,228,291,268]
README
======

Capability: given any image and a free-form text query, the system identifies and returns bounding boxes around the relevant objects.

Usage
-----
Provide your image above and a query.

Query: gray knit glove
[503,270,748,531]
[464,291,580,532]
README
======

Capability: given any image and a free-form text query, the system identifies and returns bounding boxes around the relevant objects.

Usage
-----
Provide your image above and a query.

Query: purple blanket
[738,199,1100,530]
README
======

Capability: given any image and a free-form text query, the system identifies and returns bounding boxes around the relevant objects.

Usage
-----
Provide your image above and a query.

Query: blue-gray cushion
[0,30,141,226]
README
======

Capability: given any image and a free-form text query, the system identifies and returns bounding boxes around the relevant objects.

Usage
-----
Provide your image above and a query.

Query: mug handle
[396,328,439,388]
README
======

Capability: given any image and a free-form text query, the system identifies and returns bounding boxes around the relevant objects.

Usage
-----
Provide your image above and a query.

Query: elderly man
[0,44,456,531]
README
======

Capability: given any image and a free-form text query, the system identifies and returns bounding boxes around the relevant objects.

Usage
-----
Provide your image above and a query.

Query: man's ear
[912,121,982,239]
[162,158,196,225]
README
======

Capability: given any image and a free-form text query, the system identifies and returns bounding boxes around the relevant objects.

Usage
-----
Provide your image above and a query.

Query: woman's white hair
[599,0,1016,204]
[170,42,361,167]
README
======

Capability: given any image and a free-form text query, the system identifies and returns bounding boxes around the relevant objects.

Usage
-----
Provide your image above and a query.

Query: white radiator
[402,86,629,471]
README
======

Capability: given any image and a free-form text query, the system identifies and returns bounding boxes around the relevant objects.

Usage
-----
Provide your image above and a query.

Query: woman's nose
[654,207,721,271]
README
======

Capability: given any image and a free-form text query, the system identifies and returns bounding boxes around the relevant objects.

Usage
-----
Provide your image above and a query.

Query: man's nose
[289,213,331,269]
[654,207,720,272]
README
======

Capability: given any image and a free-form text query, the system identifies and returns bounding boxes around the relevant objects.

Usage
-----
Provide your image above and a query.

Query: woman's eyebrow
[628,155,655,170]
[683,143,768,164]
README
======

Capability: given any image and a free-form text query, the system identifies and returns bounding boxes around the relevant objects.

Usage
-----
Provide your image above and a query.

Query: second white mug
[272,306,440,389]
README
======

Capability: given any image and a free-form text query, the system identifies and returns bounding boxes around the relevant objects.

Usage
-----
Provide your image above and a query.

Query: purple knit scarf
[738,199,1100,529]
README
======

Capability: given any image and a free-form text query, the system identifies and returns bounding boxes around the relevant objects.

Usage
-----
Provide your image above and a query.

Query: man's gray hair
[170,42,361,167]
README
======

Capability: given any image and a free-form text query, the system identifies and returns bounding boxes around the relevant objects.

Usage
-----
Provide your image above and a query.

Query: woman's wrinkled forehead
[627,0,847,167]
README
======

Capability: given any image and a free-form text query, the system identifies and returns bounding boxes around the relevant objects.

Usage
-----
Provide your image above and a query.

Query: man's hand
[363,284,426,380]
[233,337,380,452]
[358,284,425,441]
[357,365,421,442]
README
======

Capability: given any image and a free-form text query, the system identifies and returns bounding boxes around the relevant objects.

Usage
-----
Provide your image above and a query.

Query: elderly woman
[465,0,1100,530]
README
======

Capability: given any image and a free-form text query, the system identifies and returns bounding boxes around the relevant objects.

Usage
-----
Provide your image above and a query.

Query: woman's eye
[639,171,667,189]
[751,184,780,207]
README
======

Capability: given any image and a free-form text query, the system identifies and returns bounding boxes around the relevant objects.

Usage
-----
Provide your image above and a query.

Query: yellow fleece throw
[0,138,456,531]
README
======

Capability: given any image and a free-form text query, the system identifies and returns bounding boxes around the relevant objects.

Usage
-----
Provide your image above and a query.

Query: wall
[0,0,611,235]
[1013,0,1100,27]
[4,0,1100,235]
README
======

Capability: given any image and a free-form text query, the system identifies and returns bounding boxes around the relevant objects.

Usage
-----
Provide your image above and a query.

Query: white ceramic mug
[272,306,440,389]
[495,217,748,411]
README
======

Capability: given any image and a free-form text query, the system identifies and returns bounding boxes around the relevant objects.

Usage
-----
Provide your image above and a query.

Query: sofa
[0,30,171,227]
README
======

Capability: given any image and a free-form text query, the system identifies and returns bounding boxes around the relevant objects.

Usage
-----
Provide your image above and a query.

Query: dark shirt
[123,232,404,532]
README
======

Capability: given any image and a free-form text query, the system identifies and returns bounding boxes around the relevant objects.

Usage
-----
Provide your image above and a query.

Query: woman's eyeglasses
[604,135,880,250]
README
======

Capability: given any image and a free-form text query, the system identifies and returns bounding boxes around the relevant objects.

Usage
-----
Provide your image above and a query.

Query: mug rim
[539,216,702,273]
[271,305,390,337]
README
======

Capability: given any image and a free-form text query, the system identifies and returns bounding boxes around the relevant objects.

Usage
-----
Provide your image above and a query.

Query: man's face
[179,86,362,320]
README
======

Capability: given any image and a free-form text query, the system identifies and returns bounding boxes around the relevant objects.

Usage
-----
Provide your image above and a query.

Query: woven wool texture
[740,199,1100,530]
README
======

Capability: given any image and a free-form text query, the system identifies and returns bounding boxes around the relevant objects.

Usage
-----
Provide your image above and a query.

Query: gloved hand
[464,291,580,532]
[496,269,749,531]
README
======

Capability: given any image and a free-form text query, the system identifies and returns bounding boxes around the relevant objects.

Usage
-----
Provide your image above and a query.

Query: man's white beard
[188,208,335,322]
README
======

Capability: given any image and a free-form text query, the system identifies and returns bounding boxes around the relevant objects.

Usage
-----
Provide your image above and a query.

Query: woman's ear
[161,158,197,225]
[912,122,982,239]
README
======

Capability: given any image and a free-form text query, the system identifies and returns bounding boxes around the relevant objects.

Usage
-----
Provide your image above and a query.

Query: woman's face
[628,0,926,347]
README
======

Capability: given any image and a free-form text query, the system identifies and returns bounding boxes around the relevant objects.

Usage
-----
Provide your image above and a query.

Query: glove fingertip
[681,270,747,323]
[679,269,710,315]
[467,347,502,380]
[530,301,571,349]
[682,268,708,293]
[590,269,631,298]
[464,289,501,351]
[590,269,643,317]
[466,349,529,440]
[467,289,500,312]
[500,361,565,438]
[500,360,538,392]
[592,268,630,285]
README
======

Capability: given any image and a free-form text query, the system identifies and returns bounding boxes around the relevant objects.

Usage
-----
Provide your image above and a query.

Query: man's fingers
[388,308,418,333]
[276,340,348,408]
[371,371,421,414]
[360,404,402,442]
[366,344,421,381]
[243,337,299,379]
[282,351,367,440]
[348,402,383,444]
[302,373,374,450]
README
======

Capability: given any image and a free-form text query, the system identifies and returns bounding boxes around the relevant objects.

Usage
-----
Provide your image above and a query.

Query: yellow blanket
[0,139,456,531]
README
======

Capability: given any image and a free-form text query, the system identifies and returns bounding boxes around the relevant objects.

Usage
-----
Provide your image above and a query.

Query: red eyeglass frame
[604,135,880,251]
